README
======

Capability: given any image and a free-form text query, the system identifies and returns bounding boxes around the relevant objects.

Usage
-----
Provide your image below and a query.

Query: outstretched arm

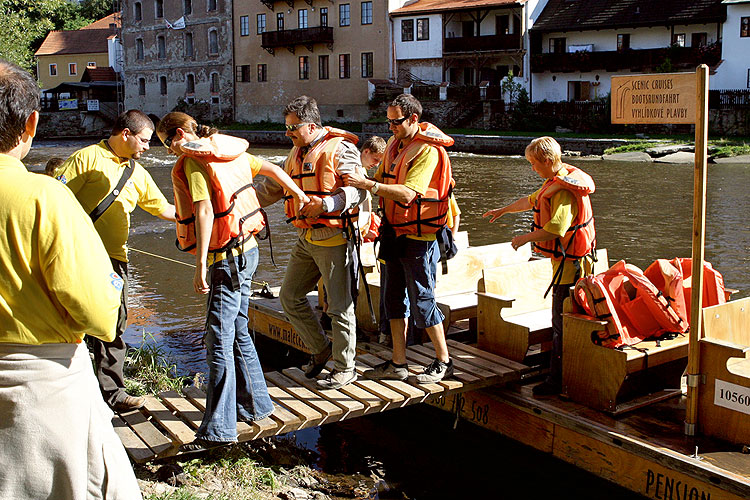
[483,196,532,223]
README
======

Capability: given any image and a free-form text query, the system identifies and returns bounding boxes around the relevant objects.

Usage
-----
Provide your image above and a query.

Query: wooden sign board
[611,73,696,124]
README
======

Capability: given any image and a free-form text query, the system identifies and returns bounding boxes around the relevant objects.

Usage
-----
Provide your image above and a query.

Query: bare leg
[390,318,408,365]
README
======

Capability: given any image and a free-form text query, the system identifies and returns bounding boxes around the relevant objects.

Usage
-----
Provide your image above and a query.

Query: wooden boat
[243,236,750,500]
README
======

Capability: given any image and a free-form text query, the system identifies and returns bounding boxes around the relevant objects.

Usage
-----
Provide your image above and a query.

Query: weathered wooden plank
[112,416,154,464]
[264,375,325,428]
[282,367,366,419]
[411,343,497,381]
[350,361,408,409]
[159,390,204,430]
[446,340,529,373]
[118,409,173,456]
[440,341,519,378]
[266,371,345,425]
[143,395,195,445]
[404,346,469,388]
[264,403,303,436]
[363,349,447,396]
[357,353,431,402]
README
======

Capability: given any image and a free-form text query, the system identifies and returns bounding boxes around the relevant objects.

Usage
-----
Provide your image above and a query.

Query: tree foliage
[0,0,115,73]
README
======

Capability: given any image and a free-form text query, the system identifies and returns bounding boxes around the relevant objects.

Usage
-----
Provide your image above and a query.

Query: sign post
[611,65,709,436]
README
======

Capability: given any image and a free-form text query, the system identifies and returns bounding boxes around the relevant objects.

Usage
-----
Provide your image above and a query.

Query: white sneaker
[416,358,454,384]
[316,369,357,390]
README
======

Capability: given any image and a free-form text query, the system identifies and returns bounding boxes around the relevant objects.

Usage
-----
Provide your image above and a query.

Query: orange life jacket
[171,134,265,254]
[668,257,726,320]
[283,127,359,229]
[574,260,688,348]
[380,122,455,237]
[532,165,596,262]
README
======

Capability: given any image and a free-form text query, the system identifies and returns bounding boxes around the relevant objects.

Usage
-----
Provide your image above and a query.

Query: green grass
[124,332,189,396]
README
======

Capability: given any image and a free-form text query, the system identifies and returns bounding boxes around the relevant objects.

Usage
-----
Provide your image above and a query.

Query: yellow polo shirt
[529,167,593,284]
[0,154,120,345]
[374,138,440,241]
[183,153,261,265]
[56,140,170,262]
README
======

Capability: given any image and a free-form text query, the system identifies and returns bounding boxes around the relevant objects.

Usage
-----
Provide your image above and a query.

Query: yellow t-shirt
[56,140,170,262]
[184,153,262,265]
[447,194,460,229]
[0,154,121,345]
[374,138,440,241]
[529,167,593,284]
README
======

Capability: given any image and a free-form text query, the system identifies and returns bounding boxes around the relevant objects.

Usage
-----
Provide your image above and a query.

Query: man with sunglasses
[55,110,176,412]
[254,95,367,390]
[345,93,455,384]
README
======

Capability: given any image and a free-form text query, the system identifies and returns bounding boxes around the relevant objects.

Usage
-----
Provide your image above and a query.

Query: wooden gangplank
[113,343,521,463]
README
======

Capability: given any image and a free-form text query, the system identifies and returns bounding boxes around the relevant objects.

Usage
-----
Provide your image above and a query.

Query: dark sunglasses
[163,130,177,148]
[285,122,310,132]
[386,116,409,126]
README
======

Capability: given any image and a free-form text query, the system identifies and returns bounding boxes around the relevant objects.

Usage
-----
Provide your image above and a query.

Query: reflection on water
[25,140,750,373]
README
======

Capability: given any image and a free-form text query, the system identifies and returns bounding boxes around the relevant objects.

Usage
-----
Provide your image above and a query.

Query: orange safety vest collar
[283,127,359,229]
[171,134,265,254]
[380,122,455,237]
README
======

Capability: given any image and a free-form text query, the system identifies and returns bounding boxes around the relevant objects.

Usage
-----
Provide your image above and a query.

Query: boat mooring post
[685,64,710,437]
[611,67,706,436]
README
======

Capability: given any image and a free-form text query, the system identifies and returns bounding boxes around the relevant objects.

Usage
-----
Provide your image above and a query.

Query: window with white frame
[361,2,372,25]
[257,13,266,34]
[298,9,308,29]
[277,12,284,30]
[87,61,96,68]
[240,15,249,36]
[339,4,350,26]
[672,33,685,47]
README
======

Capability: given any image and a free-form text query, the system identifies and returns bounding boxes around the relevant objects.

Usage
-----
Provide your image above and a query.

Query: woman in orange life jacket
[483,136,596,396]
[157,112,308,449]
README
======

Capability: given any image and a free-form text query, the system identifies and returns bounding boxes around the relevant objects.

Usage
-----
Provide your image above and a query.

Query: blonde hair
[361,135,386,154]
[525,136,562,165]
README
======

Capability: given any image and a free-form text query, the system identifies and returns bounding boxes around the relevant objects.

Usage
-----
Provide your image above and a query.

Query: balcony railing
[531,43,722,73]
[444,34,522,53]
[261,27,334,53]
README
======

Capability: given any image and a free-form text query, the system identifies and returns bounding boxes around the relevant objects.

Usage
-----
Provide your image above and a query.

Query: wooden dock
[113,340,525,463]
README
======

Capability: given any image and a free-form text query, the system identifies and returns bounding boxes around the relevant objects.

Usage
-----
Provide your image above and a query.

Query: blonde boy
[484,136,596,396]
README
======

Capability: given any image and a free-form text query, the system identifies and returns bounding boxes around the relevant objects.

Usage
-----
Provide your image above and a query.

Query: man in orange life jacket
[345,94,455,384]
[484,136,596,396]
[254,96,368,390]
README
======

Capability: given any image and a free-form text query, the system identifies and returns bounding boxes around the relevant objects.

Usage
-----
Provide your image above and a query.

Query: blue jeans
[382,238,445,329]
[198,247,274,442]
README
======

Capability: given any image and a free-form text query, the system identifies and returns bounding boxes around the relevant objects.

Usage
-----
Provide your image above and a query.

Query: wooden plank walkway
[113,343,521,463]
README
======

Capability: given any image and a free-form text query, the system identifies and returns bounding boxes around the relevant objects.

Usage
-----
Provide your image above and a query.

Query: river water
[25,139,750,499]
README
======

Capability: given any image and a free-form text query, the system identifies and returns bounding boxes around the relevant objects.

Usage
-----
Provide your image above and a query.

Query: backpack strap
[89,159,135,223]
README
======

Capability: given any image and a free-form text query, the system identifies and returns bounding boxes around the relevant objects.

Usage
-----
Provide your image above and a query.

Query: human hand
[300,195,325,218]
[483,208,505,223]
[194,264,210,294]
[511,234,526,251]
[343,172,371,190]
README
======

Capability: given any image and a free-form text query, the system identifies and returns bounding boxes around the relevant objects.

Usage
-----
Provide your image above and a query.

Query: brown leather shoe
[111,394,146,412]
[302,342,332,379]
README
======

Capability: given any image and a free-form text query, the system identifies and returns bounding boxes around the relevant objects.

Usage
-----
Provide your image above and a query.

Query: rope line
[128,246,271,288]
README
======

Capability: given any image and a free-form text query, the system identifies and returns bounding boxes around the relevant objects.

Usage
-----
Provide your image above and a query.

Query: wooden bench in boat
[477,249,609,364]
[698,297,750,445]
[355,239,532,334]
[562,296,689,415]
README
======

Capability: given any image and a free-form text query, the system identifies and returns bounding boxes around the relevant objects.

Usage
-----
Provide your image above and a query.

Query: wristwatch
[369,181,380,194]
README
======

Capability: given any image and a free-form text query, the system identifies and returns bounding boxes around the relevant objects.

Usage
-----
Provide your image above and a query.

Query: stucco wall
[712,4,750,90]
